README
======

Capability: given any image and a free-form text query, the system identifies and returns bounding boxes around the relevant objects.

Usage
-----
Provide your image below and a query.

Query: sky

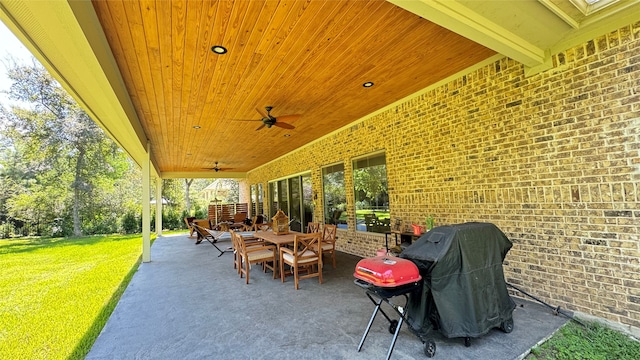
[0,20,37,105]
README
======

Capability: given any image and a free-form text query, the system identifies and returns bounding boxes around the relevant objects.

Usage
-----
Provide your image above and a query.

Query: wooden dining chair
[230,229,241,272]
[255,222,272,232]
[245,215,271,232]
[307,222,320,233]
[229,212,247,230]
[280,232,322,290]
[313,224,337,269]
[242,216,256,231]
[232,231,276,284]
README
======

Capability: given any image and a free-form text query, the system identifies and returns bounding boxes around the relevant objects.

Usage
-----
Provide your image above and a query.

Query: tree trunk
[72,147,85,237]
[185,179,193,215]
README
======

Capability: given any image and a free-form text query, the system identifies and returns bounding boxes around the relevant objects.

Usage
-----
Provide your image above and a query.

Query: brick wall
[248,22,640,330]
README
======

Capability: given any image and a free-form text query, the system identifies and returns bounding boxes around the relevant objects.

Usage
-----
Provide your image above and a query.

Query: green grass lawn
[0,234,150,359]
[354,209,390,220]
[529,321,640,360]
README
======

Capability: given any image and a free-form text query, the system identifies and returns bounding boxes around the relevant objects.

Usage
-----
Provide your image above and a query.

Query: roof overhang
[0,0,158,177]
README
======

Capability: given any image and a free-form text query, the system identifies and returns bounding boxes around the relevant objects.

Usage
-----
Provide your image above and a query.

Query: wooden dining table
[253,231,302,277]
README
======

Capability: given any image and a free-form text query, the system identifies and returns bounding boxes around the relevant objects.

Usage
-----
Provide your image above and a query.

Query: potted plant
[426,214,435,231]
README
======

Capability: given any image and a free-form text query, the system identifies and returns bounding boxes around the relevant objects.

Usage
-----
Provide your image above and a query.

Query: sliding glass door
[268,173,313,232]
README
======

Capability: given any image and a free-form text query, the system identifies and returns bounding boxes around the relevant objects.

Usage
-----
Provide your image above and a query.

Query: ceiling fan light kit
[231,106,300,131]
[203,162,225,172]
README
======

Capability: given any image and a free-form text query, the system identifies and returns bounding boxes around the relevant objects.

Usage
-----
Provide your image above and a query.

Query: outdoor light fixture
[363,82,374,88]
[211,45,227,54]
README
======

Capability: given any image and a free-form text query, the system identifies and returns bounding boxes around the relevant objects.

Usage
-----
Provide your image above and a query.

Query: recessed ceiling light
[211,45,227,54]
[284,134,291,138]
[193,125,201,129]
[363,82,374,88]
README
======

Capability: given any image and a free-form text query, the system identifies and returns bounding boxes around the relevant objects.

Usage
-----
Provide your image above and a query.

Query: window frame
[352,151,389,234]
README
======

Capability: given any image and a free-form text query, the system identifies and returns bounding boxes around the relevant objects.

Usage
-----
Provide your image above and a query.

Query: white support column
[156,177,163,236]
[142,142,151,262]
[238,179,250,204]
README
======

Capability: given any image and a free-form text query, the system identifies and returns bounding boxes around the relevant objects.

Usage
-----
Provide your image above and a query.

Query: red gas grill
[354,256,436,359]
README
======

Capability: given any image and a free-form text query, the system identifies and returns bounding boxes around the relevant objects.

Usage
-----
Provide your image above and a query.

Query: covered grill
[354,222,515,359]
[401,222,515,342]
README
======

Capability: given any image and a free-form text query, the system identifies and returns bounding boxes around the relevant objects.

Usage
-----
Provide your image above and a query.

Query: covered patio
[2,0,638,343]
[86,234,567,360]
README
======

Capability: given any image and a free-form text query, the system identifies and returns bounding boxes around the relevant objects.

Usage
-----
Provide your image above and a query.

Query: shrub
[120,211,140,234]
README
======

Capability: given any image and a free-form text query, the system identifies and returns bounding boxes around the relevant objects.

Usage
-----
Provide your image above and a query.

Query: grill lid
[354,256,421,287]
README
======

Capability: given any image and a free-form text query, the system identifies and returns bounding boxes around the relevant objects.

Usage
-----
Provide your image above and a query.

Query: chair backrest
[193,219,211,229]
[193,224,212,239]
[307,222,320,233]
[322,224,337,243]
[246,216,258,231]
[234,213,247,223]
[230,230,240,250]
[232,230,255,255]
[294,233,321,259]
[256,222,272,232]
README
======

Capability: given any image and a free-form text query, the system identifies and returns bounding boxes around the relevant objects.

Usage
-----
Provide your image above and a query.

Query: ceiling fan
[203,162,228,172]
[234,106,301,131]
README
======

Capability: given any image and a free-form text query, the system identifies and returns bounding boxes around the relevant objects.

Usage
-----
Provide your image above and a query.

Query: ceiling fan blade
[255,107,268,118]
[275,114,301,123]
[273,122,295,130]
[255,123,266,131]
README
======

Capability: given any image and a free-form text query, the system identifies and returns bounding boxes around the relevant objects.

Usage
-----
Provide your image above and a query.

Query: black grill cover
[400,222,515,338]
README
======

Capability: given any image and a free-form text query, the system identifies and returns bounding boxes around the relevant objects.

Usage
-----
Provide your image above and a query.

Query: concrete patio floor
[87,233,568,360]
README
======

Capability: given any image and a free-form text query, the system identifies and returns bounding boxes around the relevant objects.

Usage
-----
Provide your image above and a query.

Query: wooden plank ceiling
[91,0,495,175]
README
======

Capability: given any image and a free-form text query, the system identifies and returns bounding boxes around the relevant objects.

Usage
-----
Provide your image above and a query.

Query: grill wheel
[424,339,436,357]
[388,320,399,334]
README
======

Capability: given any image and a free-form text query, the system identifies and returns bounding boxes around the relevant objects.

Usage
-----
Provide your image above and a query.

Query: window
[251,184,257,215]
[258,184,264,215]
[322,163,346,229]
[269,182,279,218]
[353,153,389,233]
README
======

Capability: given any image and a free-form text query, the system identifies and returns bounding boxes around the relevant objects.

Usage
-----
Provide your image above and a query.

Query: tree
[353,165,388,206]
[184,179,194,215]
[0,61,134,236]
